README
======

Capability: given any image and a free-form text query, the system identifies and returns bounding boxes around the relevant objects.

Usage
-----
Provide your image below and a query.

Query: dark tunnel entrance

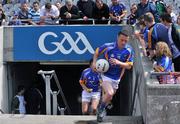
[7,62,133,115]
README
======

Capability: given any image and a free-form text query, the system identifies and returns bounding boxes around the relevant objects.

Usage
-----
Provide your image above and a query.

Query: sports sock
[99,102,107,111]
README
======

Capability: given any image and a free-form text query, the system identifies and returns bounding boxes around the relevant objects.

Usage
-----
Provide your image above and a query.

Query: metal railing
[150,71,180,84]
[38,70,71,115]
[6,18,129,26]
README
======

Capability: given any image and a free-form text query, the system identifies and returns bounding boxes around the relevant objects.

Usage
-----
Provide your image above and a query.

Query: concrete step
[0,114,143,124]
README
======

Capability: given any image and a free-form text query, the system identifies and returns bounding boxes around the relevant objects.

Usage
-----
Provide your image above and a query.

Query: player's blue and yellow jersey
[156,55,173,72]
[79,68,102,92]
[95,42,134,80]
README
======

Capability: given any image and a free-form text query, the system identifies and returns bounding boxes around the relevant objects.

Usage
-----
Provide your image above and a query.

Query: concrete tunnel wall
[129,26,180,124]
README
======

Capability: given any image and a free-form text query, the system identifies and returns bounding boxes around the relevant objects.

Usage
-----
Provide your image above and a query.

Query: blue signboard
[13,26,122,61]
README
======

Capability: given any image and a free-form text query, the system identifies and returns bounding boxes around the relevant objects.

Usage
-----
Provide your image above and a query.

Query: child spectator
[127,3,137,25]
[154,42,175,84]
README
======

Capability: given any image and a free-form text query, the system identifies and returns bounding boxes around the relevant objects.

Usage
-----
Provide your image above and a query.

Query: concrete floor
[0,114,143,124]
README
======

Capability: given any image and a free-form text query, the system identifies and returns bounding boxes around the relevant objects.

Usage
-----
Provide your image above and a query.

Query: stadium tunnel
[2,25,136,116]
[6,62,133,115]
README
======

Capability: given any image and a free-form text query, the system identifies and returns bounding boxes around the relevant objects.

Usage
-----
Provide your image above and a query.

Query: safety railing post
[38,70,71,115]
[52,91,58,115]
[45,75,51,115]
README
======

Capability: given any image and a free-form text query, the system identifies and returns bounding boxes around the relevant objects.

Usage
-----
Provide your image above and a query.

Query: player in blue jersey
[92,30,134,122]
[79,59,102,115]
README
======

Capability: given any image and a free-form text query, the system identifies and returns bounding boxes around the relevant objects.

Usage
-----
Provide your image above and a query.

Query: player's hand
[102,17,106,20]
[116,16,121,22]
[66,13,72,19]
[83,16,88,21]
[142,47,147,56]
[47,14,52,18]
[86,88,93,93]
[109,58,121,66]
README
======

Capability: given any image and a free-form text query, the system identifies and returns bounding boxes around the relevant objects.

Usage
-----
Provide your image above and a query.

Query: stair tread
[0,114,143,124]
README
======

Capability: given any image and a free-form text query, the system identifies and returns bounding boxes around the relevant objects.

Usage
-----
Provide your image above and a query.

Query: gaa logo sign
[38,32,95,55]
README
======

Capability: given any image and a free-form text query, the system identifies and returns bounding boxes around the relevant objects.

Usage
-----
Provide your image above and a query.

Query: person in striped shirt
[28,1,40,25]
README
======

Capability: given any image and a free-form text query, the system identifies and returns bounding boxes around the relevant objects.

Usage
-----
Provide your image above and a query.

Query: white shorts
[81,90,101,102]
[101,74,120,90]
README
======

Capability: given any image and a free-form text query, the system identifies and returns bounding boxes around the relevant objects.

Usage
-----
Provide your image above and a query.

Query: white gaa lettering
[38,32,95,55]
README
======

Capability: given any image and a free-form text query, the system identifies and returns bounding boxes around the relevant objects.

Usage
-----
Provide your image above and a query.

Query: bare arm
[119,10,127,19]
[109,58,133,70]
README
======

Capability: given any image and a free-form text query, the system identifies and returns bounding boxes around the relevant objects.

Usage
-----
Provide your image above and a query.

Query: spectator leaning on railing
[17,2,30,25]
[92,0,109,24]
[60,0,80,24]
[77,0,95,20]
[40,3,59,24]
[109,0,127,24]
[160,13,180,72]
[28,1,40,25]
[127,3,137,25]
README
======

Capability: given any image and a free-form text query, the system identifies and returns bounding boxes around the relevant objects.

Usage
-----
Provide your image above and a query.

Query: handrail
[9,18,128,22]
[38,70,71,115]
[53,71,71,114]
[150,71,180,76]
[7,18,129,25]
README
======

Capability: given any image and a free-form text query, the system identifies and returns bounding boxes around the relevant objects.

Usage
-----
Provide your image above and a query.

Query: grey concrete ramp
[0,114,143,124]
